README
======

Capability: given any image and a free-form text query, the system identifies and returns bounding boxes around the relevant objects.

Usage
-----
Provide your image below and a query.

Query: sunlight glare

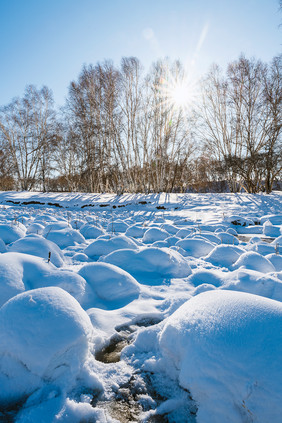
[171,82,192,108]
[160,75,198,112]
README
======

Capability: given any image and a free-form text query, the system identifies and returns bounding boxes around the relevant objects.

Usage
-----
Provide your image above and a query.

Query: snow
[260,214,282,225]
[125,224,146,238]
[188,269,225,287]
[158,290,282,423]
[223,269,282,301]
[84,234,138,259]
[232,250,276,273]
[216,231,239,245]
[106,219,129,233]
[0,190,281,422]
[101,247,192,283]
[223,214,255,226]
[266,253,282,271]
[26,222,45,235]
[44,227,86,249]
[176,227,193,238]
[0,238,6,253]
[0,223,26,244]
[0,287,95,406]
[15,397,113,423]
[42,221,70,234]
[205,244,245,268]
[80,223,106,239]
[9,234,65,267]
[0,252,86,306]
[175,238,215,257]
[142,227,170,243]
[263,220,281,237]
[78,262,141,309]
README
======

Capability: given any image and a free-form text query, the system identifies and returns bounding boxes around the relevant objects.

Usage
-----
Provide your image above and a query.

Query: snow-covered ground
[0,190,282,422]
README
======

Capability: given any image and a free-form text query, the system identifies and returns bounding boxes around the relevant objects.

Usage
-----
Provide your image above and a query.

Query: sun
[159,74,198,112]
[170,81,193,108]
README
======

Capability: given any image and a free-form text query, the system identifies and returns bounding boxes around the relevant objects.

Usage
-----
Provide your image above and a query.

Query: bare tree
[262,54,282,192]
[198,55,281,193]
[119,57,144,191]
[144,58,194,192]
[64,62,122,192]
[0,85,57,191]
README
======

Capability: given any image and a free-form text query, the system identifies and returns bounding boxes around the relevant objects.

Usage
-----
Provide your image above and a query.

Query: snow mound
[151,240,169,248]
[78,262,140,309]
[263,220,281,237]
[34,214,58,224]
[191,232,221,245]
[106,220,128,233]
[0,252,86,306]
[232,251,275,273]
[0,287,93,407]
[260,214,282,225]
[175,228,193,238]
[26,222,45,235]
[159,290,282,423]
[44,228,86,249]
[0,223,26,244]
[223,269,282,302]
[226,227,238,236]
[205,245,245,268]
[249,241,277,256]
[70,218,86,229]
[160,224,180,235]
[42,221,70,236]
[143,227,170,243]
[72,252,90,262]
[266,254,282,272]
[216,231,239,245]
[101,247,192,284]
[175,238,215,258]
[84,235,138,259]
[272,235,282,247]
[187,269,224,287]
[0,238,6,253]
[9,234,65,267]
[165,236,180,246]
[125,224,146,238]
[80,223,105,239]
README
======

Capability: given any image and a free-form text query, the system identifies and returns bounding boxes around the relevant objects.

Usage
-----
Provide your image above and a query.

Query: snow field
[0,191,281,422]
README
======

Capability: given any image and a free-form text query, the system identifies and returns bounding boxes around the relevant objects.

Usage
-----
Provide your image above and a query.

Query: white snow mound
[0,252,86,306]
[80,223,106,239]
[143,227,170,243]
[84,235,138,259]
[78,262,141,309]
[44,228,86,249]
[175,238,215,258]
[0,287,93,406]
[0,223,26,244]
[159,290,282,423]
[101,247,192,283]
[205,244,245,268]
[232,251,275,273]
[9,234,65,267]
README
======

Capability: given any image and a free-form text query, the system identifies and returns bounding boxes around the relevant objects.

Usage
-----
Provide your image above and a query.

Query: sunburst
[158,72,198,113]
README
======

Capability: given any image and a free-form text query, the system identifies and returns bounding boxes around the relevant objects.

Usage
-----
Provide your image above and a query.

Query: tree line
[0,54,281,194]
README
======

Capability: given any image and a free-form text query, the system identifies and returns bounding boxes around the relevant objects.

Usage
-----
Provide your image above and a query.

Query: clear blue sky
[0,0,281,107]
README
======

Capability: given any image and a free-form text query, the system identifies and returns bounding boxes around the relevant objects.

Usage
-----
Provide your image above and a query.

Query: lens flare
[158,73,198,113]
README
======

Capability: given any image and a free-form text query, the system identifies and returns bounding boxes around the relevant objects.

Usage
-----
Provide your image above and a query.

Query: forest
[0,54,281,194]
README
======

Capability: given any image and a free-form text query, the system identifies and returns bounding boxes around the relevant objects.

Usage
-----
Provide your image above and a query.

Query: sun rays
[157,69,199,115]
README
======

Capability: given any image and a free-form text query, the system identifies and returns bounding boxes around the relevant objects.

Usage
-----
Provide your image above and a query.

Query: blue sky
[0,0,281,106]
